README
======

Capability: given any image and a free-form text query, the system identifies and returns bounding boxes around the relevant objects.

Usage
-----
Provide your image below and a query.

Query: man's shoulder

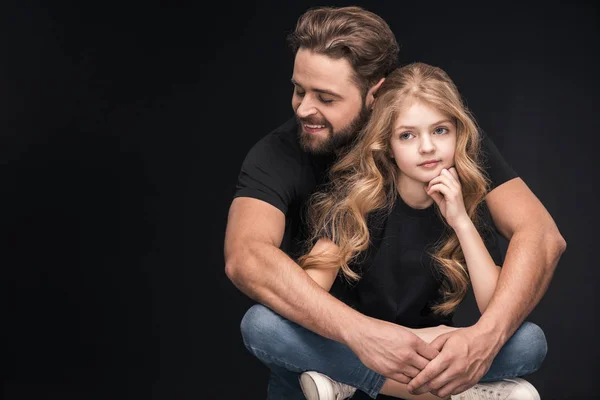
[476,127,518,190]
[254,117,299,149]
[233,117,317,214]
[245,117,306,165]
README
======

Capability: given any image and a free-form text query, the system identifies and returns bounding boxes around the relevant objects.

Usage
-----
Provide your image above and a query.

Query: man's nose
[295,96,317,118]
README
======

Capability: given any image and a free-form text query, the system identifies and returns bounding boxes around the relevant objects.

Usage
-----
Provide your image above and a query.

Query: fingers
[401,364,423,379]
[418,368,456,397]
[429,332,450,351]
[426,176,447,190]
[407,357,448,395]
[433,379,469,399]
[427,170,459,193]
[416,340,440,362]
[409,352,434,372]
[427,182,451,199]
[440,168,459,188]
[427,168,463,204]
[432,375,477,399]
[427,189,444,206]
[390,373,411,385]
[448,167,460,181]
[439,382,473,398]
[392,339,439,382]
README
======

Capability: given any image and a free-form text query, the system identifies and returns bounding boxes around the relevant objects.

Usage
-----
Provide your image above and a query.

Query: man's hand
[407,323,501,397]
[346,317,441,384]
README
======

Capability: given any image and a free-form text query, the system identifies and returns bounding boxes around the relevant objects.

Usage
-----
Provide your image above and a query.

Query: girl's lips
[419,160,440,168]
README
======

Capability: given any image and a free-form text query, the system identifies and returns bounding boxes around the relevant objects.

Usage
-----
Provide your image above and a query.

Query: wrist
[338,311,370,347]
[451,215,473,234]
[476,313,510,350]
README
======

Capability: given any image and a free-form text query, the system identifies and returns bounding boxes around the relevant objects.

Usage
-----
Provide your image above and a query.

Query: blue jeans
[240,304,547,399]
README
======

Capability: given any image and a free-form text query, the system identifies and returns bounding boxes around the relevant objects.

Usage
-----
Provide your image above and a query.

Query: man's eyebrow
[291,78,342,98]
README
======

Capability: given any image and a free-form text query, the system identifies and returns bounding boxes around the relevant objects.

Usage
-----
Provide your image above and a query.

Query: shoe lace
[456,385,505,400]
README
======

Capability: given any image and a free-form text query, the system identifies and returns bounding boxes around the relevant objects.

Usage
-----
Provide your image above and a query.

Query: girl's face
[390,100,457,187]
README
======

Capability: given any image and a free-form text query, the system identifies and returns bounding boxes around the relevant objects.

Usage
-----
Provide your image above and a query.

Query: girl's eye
[319,97,334,104]
[434,127,448,135]
[400,132,414,140]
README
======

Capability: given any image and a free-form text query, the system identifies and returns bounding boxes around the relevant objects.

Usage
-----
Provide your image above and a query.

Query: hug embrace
[225,6,565,400]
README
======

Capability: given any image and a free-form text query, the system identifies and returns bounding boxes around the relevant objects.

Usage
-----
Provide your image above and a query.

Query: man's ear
[366,77,385,109]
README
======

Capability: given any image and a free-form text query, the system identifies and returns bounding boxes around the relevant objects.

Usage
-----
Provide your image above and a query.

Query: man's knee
[509,321,548,369]
[241,304,276,346]
[240,304,293,358]
[482,322,548,382]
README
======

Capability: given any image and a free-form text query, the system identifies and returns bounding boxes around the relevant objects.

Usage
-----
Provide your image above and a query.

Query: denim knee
[240,304,292,358]
[483,321,548,381]
[509,321,548,371]
[241,304,272,348]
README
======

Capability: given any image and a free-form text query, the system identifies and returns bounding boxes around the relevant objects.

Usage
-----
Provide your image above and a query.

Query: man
[224,6,565,400]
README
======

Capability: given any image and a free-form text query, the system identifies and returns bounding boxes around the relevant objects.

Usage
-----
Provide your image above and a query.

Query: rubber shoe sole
[299,371,335,400]
[504,378,540,400]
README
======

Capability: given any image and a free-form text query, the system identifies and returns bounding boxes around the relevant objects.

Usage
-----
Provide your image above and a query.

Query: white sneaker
[451,378,540,400]
[299,371,357,400]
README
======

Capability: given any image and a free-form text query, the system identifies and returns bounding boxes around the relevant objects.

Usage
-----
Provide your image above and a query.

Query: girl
[297,63,540,400]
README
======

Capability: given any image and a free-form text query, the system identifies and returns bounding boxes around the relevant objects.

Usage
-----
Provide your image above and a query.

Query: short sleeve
[233,135,299,215]
[480,131,518,190]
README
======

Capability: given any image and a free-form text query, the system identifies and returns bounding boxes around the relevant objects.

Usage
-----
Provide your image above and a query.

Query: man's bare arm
[479,177,566,338]
[224,197,359,343]
[225,197,440,383]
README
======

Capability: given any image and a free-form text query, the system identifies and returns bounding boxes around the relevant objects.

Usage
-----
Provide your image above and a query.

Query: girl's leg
[407,325,461,344]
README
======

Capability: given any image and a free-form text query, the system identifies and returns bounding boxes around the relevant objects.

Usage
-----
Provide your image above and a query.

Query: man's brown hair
[287,6,400,96]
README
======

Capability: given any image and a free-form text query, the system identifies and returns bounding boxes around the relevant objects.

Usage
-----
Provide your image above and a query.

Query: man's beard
[297,106,370,155]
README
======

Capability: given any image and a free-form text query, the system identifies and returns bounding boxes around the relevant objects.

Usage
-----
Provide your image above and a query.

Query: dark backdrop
[2,1,598,399]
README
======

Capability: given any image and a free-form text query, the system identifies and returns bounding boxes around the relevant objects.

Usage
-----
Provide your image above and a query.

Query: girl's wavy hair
[287,6,399,96]
[298,62,490,315]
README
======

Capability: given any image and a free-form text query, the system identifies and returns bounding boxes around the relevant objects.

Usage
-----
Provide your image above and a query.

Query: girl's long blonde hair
[298,62,490,315]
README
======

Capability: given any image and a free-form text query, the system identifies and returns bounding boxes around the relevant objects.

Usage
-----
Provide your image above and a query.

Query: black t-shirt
[233,116,516,324]
[329,194,503,328]
[234,117,335,258]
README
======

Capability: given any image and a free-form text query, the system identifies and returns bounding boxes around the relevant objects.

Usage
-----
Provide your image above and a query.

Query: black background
[1,1,598,399]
